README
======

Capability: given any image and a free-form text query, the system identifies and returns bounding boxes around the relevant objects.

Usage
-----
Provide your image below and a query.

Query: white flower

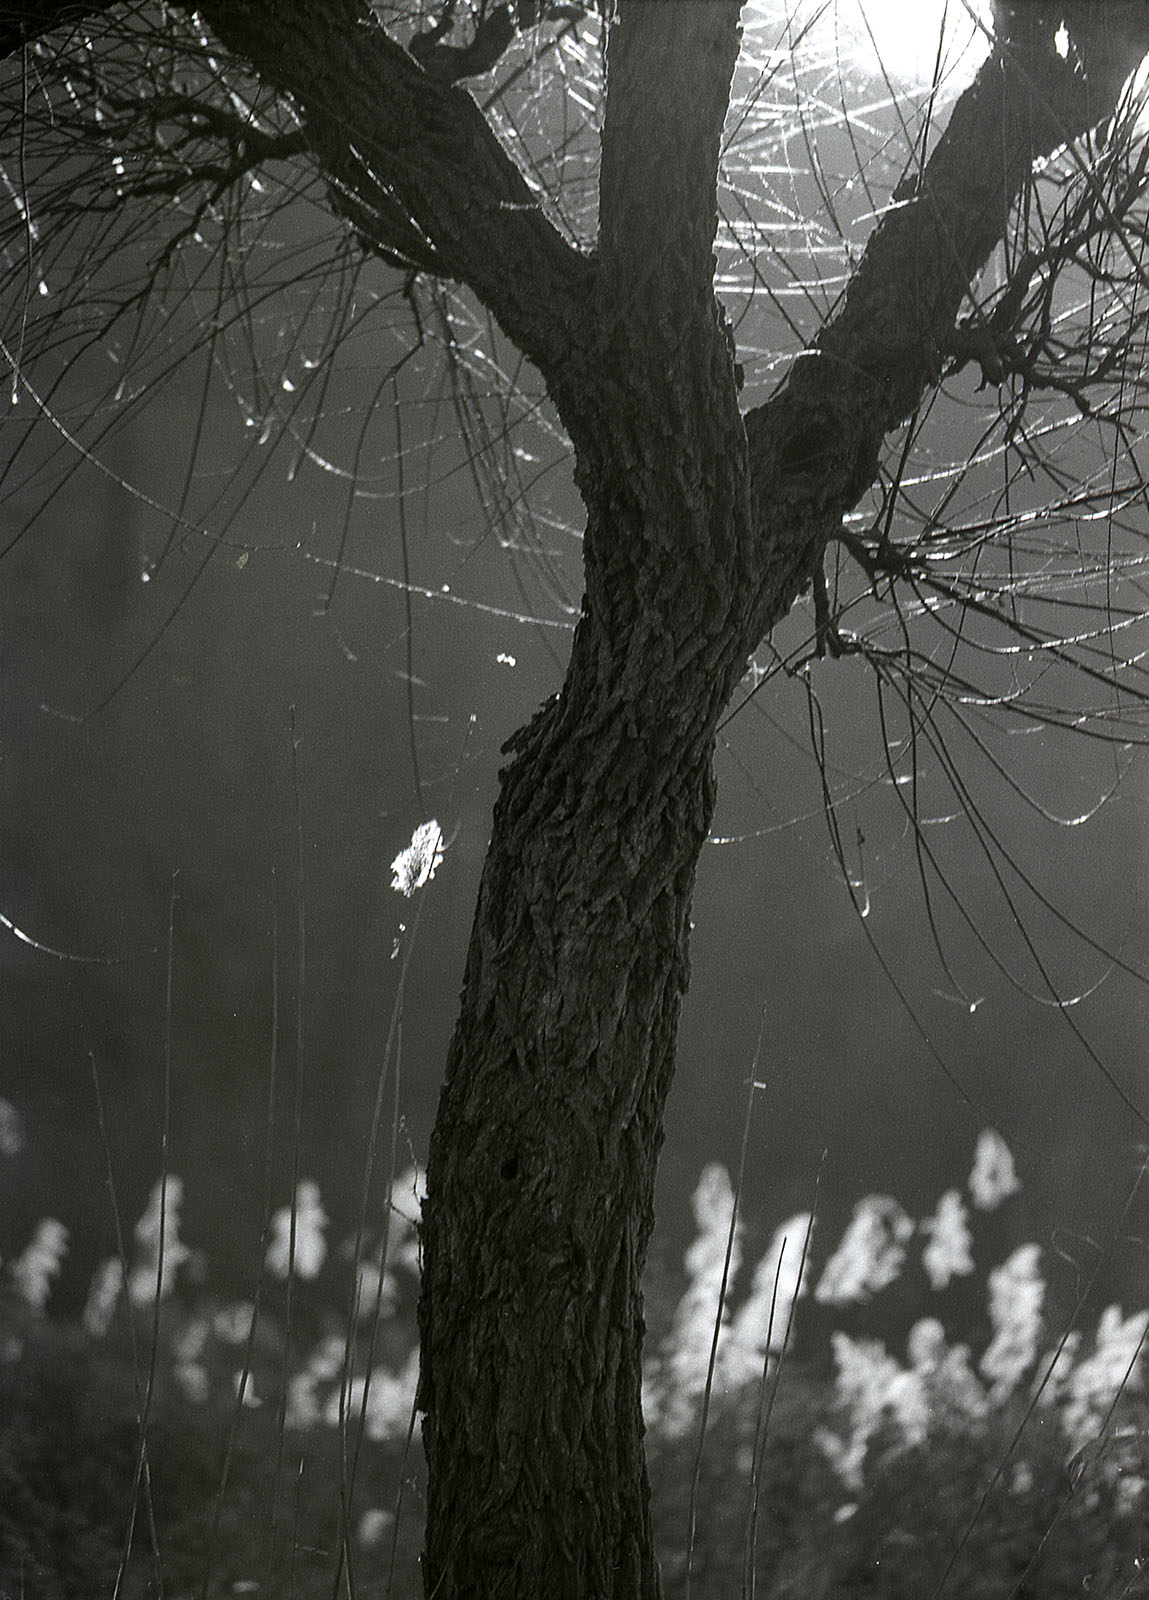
[213,1300,256,1345]
[817,1332,904,1488]
[907,1319,988,1424]
[390,820,445,896]
[1060,1305,1149,1459]
[266,1179,328,1281]
[82,1258,124,1338]
[969,1129,1021,1211]
[358,1507,394,1546]
[285,1333,346,1431]
[920,1189,974,1290]
[820,1319,990,1490]
[648,1164,739,1437]
[9,1219,68,1312]
[980,1243,1044,1399]
[1115,1474,1146,1516]
[129,1177,190,1305]
[832,1331,901,1415]
[177,1363,210,1404]
[726,1211,813,1382]
[324,1349,419,1442]
[883,1367,931,1448]
[1039,1330,1083,1399]
[815,1196,913,1305]
[173,1315,211,1404]
[907,1317,947,1370]
[355,1261,398,1320]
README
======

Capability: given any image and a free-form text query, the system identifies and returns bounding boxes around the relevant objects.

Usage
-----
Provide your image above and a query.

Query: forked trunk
[417,9,753,1585]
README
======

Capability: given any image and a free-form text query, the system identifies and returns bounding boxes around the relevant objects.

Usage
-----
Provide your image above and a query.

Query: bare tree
[3,3,1149,1595]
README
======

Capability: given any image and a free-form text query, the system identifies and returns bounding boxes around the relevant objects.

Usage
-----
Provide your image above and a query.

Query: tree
[2,3,1148,1595]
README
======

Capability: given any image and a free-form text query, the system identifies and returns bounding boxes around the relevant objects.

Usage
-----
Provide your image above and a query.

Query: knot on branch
[775,398,882,514]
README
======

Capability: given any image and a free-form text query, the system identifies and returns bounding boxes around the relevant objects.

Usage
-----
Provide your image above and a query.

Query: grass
[1,1135,1147,1598]
[0,1298,424,1598]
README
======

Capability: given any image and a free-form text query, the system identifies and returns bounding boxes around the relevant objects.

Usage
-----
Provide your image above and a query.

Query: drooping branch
[944,116,1149,421]
[191,0,594,382]
[741,3,1149,648]
[73,83,311,205]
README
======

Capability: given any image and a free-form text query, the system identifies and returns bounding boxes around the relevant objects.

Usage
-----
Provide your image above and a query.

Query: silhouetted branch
[742,8,1149,649]
[190,0,594,379]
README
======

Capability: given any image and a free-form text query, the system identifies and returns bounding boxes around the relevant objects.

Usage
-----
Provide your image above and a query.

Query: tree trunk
[418,512,754,1597]
[417,9,751,1594]
[417,677,714,1598]
[417,262,755,1600]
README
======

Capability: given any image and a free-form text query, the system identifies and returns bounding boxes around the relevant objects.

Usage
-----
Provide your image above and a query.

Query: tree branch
[597,1,743,318]
[555,0,754,709]
[192,0,594,382]
[742,3,1149,643]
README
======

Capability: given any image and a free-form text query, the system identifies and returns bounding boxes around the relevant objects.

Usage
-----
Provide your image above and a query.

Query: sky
[749,0,992,92]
